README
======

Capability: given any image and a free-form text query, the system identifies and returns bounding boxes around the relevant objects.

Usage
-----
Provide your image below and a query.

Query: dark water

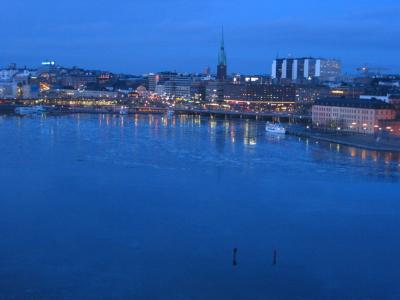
[0,114,400,300]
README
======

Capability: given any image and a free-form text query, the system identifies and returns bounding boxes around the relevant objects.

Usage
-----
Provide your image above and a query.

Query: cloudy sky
[0,0,399,74]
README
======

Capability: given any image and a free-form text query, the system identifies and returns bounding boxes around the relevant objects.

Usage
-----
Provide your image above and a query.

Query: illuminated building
[329,86,366,98]
[147,73,159,92]
[164,74,193,98]
[295,85,330,103]
[206,82,296,109]
[389,95,400,114]
[44,89,120,99]
[232,74,271,85]
[190,81,207,102]
[147,72,177,93]
[223,83,296,103]
[61,73,97,90]
[272,57,341,83]
[0,66,39,99]
[40,60,56,71]
[312,98,396,134]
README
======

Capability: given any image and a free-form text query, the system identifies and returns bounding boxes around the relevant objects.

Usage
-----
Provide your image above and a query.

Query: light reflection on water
[2,113,399,179]
[93,113,400,179]
[1,113,400,299]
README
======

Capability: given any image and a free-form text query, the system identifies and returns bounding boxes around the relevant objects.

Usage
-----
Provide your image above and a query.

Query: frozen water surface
[0,114,399,299]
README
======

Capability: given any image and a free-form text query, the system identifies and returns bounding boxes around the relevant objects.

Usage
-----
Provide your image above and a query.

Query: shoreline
[287,125,400,153]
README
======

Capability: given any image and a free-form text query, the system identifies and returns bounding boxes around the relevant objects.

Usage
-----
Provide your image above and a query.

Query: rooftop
[314,98,395,109]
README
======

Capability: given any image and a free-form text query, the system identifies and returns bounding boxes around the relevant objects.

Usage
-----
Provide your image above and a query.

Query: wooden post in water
[232,248,238,266]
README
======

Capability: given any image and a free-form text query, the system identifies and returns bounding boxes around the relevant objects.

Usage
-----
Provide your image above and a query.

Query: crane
[356,64,388,77]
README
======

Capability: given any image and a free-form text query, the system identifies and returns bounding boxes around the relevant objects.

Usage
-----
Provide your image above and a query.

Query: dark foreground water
[0,114,400,300]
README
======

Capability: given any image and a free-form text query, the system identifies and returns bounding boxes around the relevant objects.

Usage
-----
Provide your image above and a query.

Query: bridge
[174,108,311,123]
[0,103,312,123]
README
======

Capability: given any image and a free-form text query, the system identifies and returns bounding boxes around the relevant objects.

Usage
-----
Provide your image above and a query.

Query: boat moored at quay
[265,122,287,134]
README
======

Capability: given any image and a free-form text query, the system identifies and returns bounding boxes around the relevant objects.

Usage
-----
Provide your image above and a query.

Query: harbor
[2,103,399,153]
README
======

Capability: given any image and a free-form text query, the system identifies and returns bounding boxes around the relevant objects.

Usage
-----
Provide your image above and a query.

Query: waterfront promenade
[287,125,400,152]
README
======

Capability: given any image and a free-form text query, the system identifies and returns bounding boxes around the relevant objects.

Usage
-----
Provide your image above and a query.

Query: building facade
[312,98,396,134]
[0,67,39,99]
[272,57,341,83]
[206,83,296,104]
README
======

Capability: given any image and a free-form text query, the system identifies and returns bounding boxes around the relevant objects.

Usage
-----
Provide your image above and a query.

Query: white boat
[15,105,45,116]
[265,122,286,134]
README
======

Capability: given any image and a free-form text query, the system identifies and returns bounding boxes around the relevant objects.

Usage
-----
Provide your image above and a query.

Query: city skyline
[0,0,399,74]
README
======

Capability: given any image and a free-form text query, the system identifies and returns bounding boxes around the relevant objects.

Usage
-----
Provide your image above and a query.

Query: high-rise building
[272,57,341,83]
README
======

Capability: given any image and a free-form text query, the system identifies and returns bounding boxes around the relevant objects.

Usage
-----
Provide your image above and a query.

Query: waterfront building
[389,95,400,115]
[44,88,119,99]
[312,98,396,134]
[378,119,400,136]
[272,57,341,83]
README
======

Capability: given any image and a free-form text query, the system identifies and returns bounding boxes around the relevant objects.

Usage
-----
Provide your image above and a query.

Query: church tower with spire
[216,28,227,81]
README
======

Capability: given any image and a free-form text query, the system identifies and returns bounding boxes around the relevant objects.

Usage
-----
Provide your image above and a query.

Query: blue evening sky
[0,0,399,74]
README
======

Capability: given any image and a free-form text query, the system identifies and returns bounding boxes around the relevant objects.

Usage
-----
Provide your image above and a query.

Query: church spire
[218,27,227,66]
[217,27,227,81]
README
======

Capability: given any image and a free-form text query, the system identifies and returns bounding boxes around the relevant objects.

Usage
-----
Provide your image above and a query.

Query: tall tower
[217,28,227,81]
